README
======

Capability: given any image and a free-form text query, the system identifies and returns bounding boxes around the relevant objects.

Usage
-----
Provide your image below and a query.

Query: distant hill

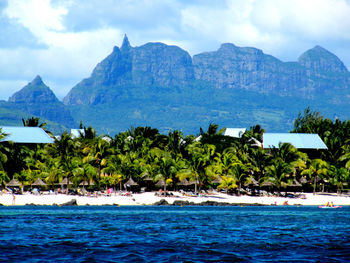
[2,36,349,135]
[0,76,76,133]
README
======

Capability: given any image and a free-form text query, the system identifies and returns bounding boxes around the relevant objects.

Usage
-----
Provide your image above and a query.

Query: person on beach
[12,193,15,205]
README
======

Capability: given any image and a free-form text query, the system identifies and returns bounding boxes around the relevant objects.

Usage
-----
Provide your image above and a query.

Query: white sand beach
[1,191,350,206]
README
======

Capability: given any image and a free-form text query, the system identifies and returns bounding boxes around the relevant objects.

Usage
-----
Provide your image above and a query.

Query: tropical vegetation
[1,108,350,195]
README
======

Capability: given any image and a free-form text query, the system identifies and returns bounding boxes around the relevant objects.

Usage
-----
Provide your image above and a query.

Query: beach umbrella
[32,178,47,186]
[244,177,259,187]
[261,181,274,187]
[211,177,222,184]
[79,181,89,186]
[187,180,199,185]
[142,173,154,182]
[6,178,21,187]
[60,178,73,185]
[290,179,302,187]
[155,179,166,187]
[299,176,308,184]
[178,179,190,186]
[124,177,138,186]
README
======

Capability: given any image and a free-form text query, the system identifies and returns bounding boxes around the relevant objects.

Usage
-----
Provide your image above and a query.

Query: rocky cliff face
[298,46,350,97]
[8,76,76,128]
[63,35,194,105]
[193,43,309,96]
[64,37,350,106]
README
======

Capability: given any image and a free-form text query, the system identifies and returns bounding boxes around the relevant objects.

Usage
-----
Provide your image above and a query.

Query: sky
[1,0,350,100]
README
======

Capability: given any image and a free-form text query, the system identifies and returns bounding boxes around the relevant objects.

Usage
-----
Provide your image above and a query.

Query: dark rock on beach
[153,199,169,205]
[60,199,78,206]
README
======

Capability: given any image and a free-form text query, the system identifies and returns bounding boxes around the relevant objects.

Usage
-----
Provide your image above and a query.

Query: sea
[0,206,349,262]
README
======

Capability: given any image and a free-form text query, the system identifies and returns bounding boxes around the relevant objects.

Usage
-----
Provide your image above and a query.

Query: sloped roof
[263,133,327,149]
[224,128,246,138]
[0,126,54,144]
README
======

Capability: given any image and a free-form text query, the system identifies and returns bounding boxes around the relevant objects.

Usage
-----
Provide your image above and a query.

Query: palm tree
[179,142,216,193]
[49,132,77,193]
[22,117,46,128]
[264,161,294,194]
[150,148,180,191]
[248,147,271,190]
[0,129,9,172]
[301,159,329,194]
[82,137,110,186]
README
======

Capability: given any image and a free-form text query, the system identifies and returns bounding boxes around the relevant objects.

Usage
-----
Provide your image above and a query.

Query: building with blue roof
[0,126,54,144]
[263,133,327,149]
[224,128,246,138]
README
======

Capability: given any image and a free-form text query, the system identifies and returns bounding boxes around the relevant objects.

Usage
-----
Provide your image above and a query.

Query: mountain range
[1,35,349,135]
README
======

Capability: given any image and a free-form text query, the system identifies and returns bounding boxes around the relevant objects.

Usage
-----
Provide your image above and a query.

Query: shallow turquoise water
[0,206,349,262]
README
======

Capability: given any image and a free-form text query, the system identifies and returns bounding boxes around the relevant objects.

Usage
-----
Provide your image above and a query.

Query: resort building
[262,133,327,150]
[224,128,246,138]
[0,126,54,144]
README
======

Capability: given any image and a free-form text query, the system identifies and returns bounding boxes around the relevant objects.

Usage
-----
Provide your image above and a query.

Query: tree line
[0,108,349,195]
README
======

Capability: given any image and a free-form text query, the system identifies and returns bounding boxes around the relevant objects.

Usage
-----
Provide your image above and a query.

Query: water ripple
[0,206,349,262]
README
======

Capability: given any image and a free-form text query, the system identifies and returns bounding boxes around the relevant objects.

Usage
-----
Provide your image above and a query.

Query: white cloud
[181,0,350,61]
[0,0,350,101]
[1,0,124,99]
[6,0,67,38]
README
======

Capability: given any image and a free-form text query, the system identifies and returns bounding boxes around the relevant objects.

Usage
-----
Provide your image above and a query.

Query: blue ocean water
[0,206,349,262]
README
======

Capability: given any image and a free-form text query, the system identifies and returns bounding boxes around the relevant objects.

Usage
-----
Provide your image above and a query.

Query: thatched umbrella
[299,176,308,184]
[155,179,166,187]
[178,179,190,186]
[244,177,259,187]
[188,180,199,185]
[78,180,94,194]
[32,178,47,187]
[79,180,89,186]
[211,177,222,184]
[261,181,274,187]
[79,180,95,189]
[7,179,21,187]
[125,177,138,186]
[124,177,138,189]
[60,178,73,185]
[290,179,302,187]
[143,176,153,182]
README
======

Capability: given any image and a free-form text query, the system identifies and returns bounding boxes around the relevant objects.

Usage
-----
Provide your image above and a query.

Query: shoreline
[1,191,350,206]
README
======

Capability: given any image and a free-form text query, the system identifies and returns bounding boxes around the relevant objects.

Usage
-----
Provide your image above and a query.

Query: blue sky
[1,0,350,100]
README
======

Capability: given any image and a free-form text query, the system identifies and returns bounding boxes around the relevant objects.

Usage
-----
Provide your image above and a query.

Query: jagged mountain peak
[31,75,44,85]
[121,34,131,52]
[8,76,59,104]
